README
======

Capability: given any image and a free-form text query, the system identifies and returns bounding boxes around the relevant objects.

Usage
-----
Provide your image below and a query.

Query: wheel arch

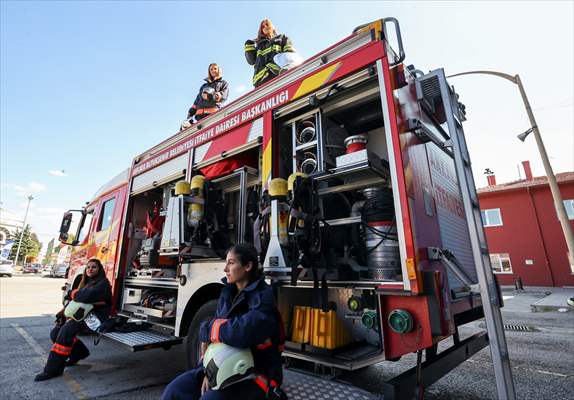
[177,283,223,337]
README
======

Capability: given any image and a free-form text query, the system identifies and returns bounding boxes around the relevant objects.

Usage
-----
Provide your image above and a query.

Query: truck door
[93,192,119,281]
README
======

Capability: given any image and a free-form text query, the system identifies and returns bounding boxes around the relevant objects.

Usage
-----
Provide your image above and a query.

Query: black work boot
[34,371,62,382]
[35,350,66,382]
[66,340,90,366]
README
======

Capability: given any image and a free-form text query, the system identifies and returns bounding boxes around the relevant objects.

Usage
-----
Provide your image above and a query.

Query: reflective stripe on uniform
[210,319,227,343]
[266,63,280,72]
[256,338,272,350]
[244,44,256,51]
[256,44,282,57]
[283,45,294,52]
[253,68,270,84]
[254,374,269,392]
[196,107,219,116]
[51,343,73,356]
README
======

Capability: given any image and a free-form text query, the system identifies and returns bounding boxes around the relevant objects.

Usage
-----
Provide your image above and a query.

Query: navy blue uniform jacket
[71,277,112,322]
[199,277,283,385]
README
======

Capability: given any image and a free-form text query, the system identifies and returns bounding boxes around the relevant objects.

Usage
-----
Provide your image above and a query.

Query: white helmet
[203,343,255,390]
[273,52,303,70]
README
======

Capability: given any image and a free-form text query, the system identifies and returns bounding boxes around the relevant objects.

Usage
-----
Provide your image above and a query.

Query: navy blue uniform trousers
[161,366,266,400]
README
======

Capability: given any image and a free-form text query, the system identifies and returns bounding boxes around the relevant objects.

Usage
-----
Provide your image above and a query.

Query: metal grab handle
[382,17,406,66]
[352,18,406,66]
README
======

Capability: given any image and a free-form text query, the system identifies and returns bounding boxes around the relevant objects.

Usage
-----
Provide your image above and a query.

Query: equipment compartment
[278,286,384,369]
[265,74,403,286]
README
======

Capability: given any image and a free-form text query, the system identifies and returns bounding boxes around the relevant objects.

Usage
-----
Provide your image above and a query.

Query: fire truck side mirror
[59,212,73,235]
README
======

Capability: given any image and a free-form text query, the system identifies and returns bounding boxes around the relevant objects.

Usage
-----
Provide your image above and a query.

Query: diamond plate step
[102,329,182,352]
[283,369,379,400]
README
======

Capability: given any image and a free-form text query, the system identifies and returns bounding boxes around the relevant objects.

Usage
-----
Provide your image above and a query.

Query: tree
[10,225,42,264]
[43,238,55,265]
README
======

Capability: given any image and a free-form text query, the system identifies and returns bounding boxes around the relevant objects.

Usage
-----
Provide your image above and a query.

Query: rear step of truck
[101,329,182,352]
[283,369,376,400]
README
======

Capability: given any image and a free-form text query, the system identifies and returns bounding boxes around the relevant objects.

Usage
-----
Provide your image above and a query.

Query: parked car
[40,264,52,275]
[23,263,42,274]
[51,264,68,278]
[0,260,14,277]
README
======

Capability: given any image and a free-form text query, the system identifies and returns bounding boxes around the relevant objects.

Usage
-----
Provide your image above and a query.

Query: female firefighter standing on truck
[34,258,112,382]
[245,19,295,88]
[186,63,229,125]
[161,243,286,400]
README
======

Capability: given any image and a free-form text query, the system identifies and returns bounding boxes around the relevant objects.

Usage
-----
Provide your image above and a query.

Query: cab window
[97,198,116,231]
[77,210,94,244]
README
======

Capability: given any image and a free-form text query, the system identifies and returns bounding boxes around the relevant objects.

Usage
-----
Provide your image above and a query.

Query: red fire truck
[58,18,515,399]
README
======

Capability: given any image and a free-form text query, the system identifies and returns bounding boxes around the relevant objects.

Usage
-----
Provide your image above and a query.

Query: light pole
[448,70,574,269]
[14,195,33,266]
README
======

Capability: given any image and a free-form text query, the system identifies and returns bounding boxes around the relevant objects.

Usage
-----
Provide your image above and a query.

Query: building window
[481,208,503,227]
[97,198,116,231]
[490,253,513,274]
[564,199,574,220]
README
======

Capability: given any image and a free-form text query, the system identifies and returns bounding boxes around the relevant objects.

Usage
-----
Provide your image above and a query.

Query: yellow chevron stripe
[292,62,341,100]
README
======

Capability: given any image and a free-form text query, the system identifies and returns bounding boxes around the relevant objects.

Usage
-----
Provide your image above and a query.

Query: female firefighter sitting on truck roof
[245,19,295,88]
[34,258,112,382]
[161,243,287,400]
[183,63,229,129]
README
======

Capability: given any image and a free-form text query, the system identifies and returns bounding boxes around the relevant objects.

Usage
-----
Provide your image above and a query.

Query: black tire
[184,299,218,369]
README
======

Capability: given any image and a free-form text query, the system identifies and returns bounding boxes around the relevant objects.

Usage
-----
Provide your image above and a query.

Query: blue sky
[1,1,573,249]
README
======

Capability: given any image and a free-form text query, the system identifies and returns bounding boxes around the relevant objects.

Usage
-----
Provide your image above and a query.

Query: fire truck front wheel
[184,299,219,369]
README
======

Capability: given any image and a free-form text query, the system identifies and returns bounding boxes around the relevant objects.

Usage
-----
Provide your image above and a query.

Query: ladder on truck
[417,69,516,399]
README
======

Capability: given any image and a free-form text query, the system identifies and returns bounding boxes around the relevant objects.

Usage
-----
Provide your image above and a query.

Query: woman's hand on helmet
[201,376,210,395]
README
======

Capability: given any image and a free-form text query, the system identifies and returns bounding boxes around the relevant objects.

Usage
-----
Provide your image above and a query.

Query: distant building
[0,206,23,245]
[478,161,574,287]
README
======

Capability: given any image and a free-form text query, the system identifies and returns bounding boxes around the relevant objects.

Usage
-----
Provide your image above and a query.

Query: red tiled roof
[477,172,574,194]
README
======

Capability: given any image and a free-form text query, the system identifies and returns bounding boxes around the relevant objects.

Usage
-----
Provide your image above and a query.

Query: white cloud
[49,170,67,177]
[13,182,47,195]
[35,207,66,216]
[235,84,247,94]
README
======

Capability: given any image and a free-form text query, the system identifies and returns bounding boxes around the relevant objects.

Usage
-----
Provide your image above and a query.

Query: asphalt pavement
[0,275,572,399]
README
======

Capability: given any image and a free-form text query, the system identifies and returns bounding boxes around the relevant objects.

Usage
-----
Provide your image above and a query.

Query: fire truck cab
[58,18,513,399]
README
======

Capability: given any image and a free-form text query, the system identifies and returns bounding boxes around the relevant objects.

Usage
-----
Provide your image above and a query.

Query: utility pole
[448,70,574,269]
[14,195,33,266]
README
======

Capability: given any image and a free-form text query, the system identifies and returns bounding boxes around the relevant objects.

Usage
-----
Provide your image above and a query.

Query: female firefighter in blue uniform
[187,63,229,123]
[161,243,285,400]
[244,19,295,88]
[35,258,112,381]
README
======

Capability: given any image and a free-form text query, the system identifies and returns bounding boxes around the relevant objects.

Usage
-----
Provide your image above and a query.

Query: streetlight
[14,195,33,266]
[448,70,574,269]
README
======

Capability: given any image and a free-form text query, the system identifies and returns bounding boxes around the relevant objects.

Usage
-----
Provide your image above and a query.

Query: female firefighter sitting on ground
[185,63,229,126]
[244,19,295,88]
[161,243,286,400]
[34,258,112,382]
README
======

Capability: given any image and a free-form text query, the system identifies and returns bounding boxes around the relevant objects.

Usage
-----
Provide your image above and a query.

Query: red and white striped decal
[194,118,263,165]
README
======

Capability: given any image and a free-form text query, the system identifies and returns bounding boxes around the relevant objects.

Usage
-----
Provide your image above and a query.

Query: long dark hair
[78,258,106,288]
[228,243,262,281]
[257,18,277,41]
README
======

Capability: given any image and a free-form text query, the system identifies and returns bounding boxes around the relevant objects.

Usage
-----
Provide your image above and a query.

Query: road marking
[466,358,572,378]
[533,369,570,378]
[11,323,90,400]
[503,295,514,300]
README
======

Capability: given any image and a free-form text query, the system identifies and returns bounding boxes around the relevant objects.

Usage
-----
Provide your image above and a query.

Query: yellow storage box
[291,306,352,350]
[291,306,312,344]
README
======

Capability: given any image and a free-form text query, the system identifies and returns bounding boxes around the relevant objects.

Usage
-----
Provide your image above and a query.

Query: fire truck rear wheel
[184,299,219,369]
